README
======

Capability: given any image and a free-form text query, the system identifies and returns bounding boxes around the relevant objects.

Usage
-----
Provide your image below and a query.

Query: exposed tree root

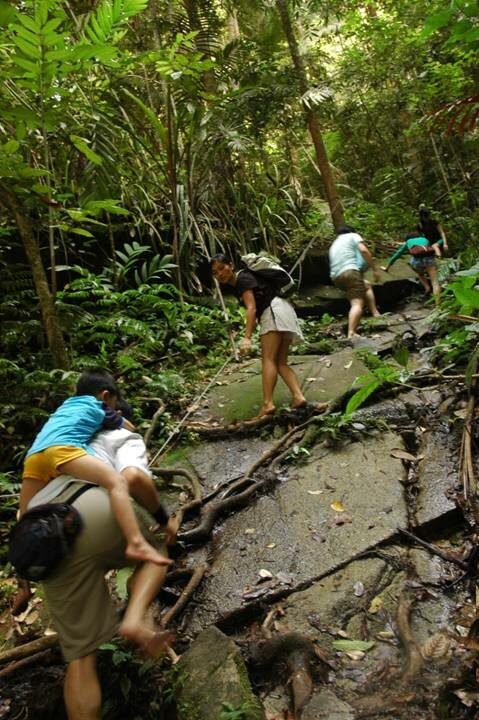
[459,378,477,500]
[184,414,274,437]
[178,473,277,544]
[159,564,208,627]
[398,528,469,571]
[0,635,58,665]
[0,649,56,678]
[137,397,165,448]
[151,465,203,524]
[248,633,317,717]
[396,591,423,685]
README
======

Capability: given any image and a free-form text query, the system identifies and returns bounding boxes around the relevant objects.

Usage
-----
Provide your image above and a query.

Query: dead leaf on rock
[330,500,345,512]
[421,633,451,661]
[266,542,276,549]
[258,569,273,580]
[307,490,323,495]
[390,448,417,461]
[244,528,256,534]
[344,360,353,369]
[346,650,365,660]
[368,596,383,614]
[453,689,479,708]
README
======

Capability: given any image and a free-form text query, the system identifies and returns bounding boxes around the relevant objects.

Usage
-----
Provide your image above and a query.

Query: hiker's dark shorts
[41,482,166,662]
[333,269,367,301]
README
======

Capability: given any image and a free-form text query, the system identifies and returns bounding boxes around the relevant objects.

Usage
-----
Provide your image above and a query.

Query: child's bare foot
[126,539,172,567]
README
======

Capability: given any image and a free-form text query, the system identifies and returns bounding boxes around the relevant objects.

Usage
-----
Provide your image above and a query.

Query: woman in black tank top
[211,253,308,418]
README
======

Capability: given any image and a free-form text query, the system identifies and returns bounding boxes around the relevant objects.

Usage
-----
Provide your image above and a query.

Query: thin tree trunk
[0,188,69,369]
[275,0,344,230]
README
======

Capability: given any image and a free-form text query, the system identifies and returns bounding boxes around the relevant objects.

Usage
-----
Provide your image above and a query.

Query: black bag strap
[65,483,94,505]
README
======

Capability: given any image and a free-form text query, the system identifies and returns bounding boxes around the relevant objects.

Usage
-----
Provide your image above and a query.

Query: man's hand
[123,419,135,431]
[239,337,252,355]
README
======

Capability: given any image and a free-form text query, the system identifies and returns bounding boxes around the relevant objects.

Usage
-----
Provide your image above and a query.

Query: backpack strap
[65,483,94,505]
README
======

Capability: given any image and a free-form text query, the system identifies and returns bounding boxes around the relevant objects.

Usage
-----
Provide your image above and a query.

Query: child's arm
[101,405,125,430]
[381,241,407,271]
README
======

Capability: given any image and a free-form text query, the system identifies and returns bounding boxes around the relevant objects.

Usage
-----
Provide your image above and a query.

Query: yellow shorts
[23,446,88,482]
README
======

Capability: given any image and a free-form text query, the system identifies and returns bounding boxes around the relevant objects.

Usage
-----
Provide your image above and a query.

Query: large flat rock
[414,423,460,532]
[185,433,408,633]
[190,351,368,423]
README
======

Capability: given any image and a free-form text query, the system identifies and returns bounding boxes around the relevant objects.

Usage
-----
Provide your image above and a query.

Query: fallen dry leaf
[346,650,365,660]
[258,569,273,579]
[368,596,383,614]
[307,490,323,495]
[265,542,276,549]
[244,528,256,534]
[421,633,451,661]
[344,360,353,369]
[330,500,345,512]
[390,448,417,461]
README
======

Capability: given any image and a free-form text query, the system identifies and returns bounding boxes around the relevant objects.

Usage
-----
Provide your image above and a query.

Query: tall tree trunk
[275,0,344,230]
[0,188,69,369]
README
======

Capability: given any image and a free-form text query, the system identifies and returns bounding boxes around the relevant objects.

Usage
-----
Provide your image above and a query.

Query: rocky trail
[1,262,478,720]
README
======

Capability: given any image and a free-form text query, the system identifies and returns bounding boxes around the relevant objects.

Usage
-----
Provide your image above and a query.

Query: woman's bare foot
[291,395,307,409]
[258,403,275,418]
[126,539,172,567]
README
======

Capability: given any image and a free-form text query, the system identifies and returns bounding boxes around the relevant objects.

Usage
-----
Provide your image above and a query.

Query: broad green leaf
[394,346,410,368]
[69,135,103,165]
[3,140,20,153]
[17,14,41,33]
[13,35,41,59]
[45,48,70,61]
[332,640,376,652]
[11,24,39,45]
[420,9,453,38]
[451,285,479,310]
[345,378,381,417]
[69,228,94,237]
[42,17,64,34]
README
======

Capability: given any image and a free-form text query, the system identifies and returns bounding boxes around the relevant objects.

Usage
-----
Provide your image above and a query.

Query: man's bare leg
[427,265,441,305]
[119,561,173,657]
[64,653,101,720]
[348,298,364,337]
[364,282,380,317]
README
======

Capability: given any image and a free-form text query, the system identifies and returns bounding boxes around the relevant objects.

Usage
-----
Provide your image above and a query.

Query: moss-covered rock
[175,626,265,720]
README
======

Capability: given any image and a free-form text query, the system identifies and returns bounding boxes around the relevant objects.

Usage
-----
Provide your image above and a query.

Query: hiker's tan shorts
[333,269,367,301]
[41,481,166,662]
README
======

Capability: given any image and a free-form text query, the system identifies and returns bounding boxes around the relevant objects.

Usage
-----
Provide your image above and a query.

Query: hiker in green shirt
[381,232,443,306]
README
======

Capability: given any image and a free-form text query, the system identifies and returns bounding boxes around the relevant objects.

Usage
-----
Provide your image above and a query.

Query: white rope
[148,353,235,466]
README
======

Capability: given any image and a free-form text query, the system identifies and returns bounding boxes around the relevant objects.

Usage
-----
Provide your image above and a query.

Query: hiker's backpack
[240,253,294,296]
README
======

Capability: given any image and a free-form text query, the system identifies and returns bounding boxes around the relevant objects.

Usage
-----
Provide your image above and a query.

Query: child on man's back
[20,368,171,568]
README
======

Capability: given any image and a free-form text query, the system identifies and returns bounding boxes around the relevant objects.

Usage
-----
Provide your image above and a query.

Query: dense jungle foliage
[1,0,479,518]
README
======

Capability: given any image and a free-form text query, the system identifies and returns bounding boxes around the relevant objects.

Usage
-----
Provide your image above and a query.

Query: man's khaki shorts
[333,269,367,301]
[41,482,165,662]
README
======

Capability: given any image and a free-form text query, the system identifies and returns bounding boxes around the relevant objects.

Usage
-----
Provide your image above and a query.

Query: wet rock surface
[176,626,265,720]
[184,433,408,633]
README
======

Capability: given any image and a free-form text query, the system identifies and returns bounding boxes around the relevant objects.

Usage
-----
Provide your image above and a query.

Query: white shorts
[90,429,152,478]
[259,297,304,344]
